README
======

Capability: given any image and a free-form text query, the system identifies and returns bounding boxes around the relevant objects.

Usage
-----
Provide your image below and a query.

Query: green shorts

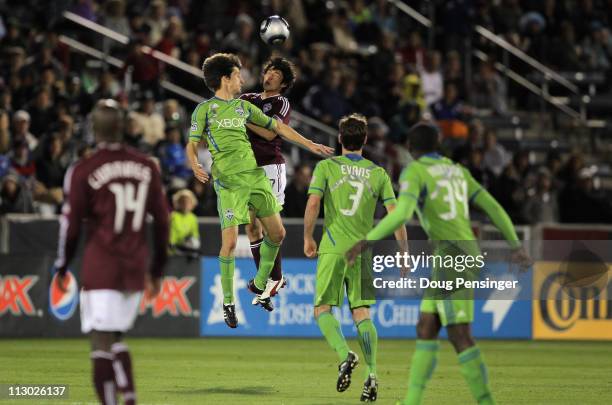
[314,253,375,309]
[420,292,474,326]
[213,169,281,229]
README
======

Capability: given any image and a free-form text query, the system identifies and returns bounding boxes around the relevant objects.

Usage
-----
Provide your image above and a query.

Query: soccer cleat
[360,374,378,402]
[266,276,285,298]
[223,304,237,328]
[251,295,274,311]
[337,351,359,392]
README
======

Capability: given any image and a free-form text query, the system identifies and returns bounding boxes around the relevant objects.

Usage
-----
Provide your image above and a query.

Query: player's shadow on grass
[167,386,275,396]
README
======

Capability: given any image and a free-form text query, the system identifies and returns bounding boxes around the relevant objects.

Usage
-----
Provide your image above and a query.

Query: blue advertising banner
[200,258,532,339]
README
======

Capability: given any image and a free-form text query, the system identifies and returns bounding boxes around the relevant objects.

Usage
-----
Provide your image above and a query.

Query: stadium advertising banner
[0,255,200,337]
[533,261,612,340]
[200,257,531,338]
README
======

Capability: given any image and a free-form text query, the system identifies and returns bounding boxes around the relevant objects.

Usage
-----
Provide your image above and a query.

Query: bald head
[92,99,124,143]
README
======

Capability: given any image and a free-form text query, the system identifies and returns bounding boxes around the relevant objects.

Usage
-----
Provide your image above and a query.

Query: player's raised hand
[308,142,334,157]
[304,237,318,258]
[510,247,533,273]
[346,240,368,266]
[192,163,209,183]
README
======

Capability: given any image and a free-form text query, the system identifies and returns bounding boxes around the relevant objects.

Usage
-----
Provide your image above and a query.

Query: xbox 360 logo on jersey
[224,209,234,221]
[235,105,245,116]
[214,118,246,129]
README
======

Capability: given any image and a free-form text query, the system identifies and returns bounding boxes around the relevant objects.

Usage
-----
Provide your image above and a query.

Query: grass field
[2,338,612,405]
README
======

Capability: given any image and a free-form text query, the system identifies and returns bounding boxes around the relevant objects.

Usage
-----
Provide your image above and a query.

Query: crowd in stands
[0,0,610,224]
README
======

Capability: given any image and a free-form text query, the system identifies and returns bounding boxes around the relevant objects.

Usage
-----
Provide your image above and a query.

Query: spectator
[400,31,426,68]
[453,119,485,165]
[122,40,160,98]
[400,73,426,114]
[559,167,612,223]
[332,7,359,53]
[444,50,465,99]
[156,125,190,183]
[523,168,559,224]
[482,129,510,176]
[466,148,495,191]
[0,172,34,214]
[284,164,313,217]
[431,82,466,121]
[302,69,350,125]
[419,51,444,106]
[10,139,35,179]
[471,61,508,114]
[146,0,169,45]
[582,22,612,71]
[102,0,131,38]
[132,93,165,147]
[169,189,200,259]
[389,101,421,144]
[27,87,56,138]
[92,70,120,101]
[493,0,523,34]
[35,133,67,190]
[221,14,259,61]
[156,16,184,58]
[548,21,585,71]
[12,111,37,150]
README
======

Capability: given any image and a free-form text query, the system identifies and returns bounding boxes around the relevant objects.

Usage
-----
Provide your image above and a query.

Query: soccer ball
[260,15,290,45]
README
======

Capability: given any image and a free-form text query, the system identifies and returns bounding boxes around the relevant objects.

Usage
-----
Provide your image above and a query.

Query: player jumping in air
[54,99,170,405]
[187,53,333,328]
[240,57,296,307]
[346,123,532,405]
[304,114,408,402]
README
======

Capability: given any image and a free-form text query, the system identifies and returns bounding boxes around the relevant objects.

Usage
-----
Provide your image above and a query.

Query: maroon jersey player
[54,100,169,405]
[239,57,296,299]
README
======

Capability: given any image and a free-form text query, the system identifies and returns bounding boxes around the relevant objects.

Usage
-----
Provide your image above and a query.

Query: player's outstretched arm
[246,123,277,141]
[303,194,321,258]
[186,140,210,183]
[385,204,409,249]
[274,120,334,157]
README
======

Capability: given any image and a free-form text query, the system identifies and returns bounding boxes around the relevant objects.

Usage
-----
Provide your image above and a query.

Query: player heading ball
[186,53,333,328]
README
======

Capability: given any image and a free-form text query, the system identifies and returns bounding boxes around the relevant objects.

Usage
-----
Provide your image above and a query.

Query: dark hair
[92,99,124,142]
[339,114,368,151]
[407,122,440,153]
[262,57,297,93]
[202,53,242,91]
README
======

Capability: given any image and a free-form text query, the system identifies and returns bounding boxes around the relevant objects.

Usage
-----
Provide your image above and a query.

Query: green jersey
[398,153,480,241]
[189,96,277,179]
[308,154,396,254]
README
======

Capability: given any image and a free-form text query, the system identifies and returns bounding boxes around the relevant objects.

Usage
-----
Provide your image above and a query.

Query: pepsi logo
[49,271,79,321]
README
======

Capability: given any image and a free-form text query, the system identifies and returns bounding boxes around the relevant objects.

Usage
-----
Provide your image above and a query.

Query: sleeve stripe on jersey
[469,188,483,202]
[382,197,395,202]
[309,186,325,192]
[264,117,273,129]
[280,97,289,116]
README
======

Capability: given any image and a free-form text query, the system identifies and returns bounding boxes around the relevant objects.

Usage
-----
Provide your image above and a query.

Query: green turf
[1,338,611,405]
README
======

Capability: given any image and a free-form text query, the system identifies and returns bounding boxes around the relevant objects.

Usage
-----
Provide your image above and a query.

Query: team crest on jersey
[224,209,234,221]
[235,105,245,116]
[263,103,272,113]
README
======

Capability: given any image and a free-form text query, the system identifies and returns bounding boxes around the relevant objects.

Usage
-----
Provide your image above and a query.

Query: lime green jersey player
[186,53,333,329]
[304,114,407,401]
[349,123,532,405]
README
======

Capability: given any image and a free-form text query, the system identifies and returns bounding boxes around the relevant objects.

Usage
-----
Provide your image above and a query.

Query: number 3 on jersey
[340,180,364,217]
[109,182,148,233]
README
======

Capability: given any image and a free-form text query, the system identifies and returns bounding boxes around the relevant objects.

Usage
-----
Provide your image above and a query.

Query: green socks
[218,256,234,304]
[356,319,378,376]
[404,340,439,405]
[254,237,281,290]
[458,346,495,405]
[316,312,350,361]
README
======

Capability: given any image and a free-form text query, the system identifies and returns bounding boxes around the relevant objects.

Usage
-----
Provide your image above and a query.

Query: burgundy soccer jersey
[56,144,169,291]
[240,92,291,166]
